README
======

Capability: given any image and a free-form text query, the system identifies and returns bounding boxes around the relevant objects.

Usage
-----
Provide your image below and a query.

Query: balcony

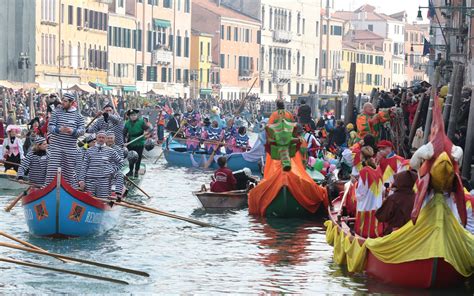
[152,48,173,65]
[272,69,291,84]
[238,69,253,81]
[272,30,292,43]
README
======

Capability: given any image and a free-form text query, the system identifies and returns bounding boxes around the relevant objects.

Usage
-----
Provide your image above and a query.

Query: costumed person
[123,109,149,177]
[233,167,258,190]
[303,124,321,158]
[45,93,85,188]
[209,106,225,128]
[106,131,125,198]
[268,99,294,124]
[76,134,96,173]
[234,126,250,153]
[354,146,384,238]
[78,130,123,198]
[375,170,418,235]
[155,105,167,143]
[87,103,125,146]
[356,102,393,142]
[166,112,181,136]
[297,99,314,129]
[376,140,406,185]
[0,125,24,172]
[17,136,48,187]
[346,123,357,148]
[183,105,201,126]
[184,119,201,152]
[224,118,237,154]
[23,117,41,154]
[203,120,224,155]
[210,156,236,193]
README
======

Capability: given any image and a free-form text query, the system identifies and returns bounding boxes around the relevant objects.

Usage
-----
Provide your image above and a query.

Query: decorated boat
[193,187,248,210]
[0,168,28,192]
[324,93,474,288]
[163,137,264,174]
[248,116,328,218]
[21,169,121,238]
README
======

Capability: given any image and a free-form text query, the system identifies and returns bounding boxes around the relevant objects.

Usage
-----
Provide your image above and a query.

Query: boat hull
[22,175,119,238]
[328,197,469,288]
[265,186,315,218]
[193,189,248,210]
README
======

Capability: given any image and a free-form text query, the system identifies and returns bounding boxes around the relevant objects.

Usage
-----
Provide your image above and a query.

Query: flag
[427,0,436,19]
[423,38,431,56]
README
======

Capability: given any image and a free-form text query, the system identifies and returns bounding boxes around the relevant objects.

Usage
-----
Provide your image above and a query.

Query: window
[297,12,301,34]
[301,56,305,74]
[163,0,172,8]
[176,69,182,82]
[184,33,189,57]
[315,58,318,76]
[322,24,327,35]
[220,54,225,68]
[302,18,305,34]
[257,30,261,44]
[316,21,319,37]
[61,4,64,23]
[183,69,189,83]
[330,25,342,36]
[177,0,181,11]
[184,0,190,13]
[147,30,152,52]
[146,66,157,81]
[77,7,82,27]
[374,74,381,86]
[245,29,250,42]
[322,50,327,69]
[366,73,372,85]
[227,26,231,40]
[68,5,73,25]
[234,27,238,41]
[368,24,373,32]
[207,42,210,57]
[268,81,272,94]
[220,25,224,39]
[176,33,182,57]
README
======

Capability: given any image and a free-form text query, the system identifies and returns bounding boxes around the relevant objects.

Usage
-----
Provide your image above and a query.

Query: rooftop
[193,0,260,24]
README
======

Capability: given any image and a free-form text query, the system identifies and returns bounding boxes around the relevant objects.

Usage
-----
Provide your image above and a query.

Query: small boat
[193,186,248,210]
[0,169,28,192]
[21,169,120,238]
[325,195,473,288]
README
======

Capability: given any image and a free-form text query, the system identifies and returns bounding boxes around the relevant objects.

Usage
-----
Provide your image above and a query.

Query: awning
[123,86,137,92]
[200,88,212,95]
[153,18,171,28]
[94,82,113,91]
[66,83,96,94]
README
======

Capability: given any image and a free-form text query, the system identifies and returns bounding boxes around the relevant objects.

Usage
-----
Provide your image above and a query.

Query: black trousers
[128,145,144,173]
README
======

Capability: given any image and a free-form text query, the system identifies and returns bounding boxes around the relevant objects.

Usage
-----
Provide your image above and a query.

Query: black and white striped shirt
[48,107,85,148]
[87,114,124,146]
[78,145,123,181]
[17,151,48,186]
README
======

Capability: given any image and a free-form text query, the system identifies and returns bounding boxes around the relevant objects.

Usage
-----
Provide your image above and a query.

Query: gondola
[192,186,248,210]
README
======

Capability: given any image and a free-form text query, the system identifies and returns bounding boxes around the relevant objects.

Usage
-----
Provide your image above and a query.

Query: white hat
[243,167,251,177]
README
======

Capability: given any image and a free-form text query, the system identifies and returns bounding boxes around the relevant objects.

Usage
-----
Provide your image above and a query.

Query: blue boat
[163,139,264,173]
[21,170,120,238]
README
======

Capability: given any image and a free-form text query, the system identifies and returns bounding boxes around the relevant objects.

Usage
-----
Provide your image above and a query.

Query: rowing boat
[193,187,248,210]
[21,169,121,238]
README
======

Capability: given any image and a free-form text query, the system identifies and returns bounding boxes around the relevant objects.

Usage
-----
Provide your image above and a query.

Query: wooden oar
[0,241,150,277]
[154,119,187,164]
[203,138,225,169]
[0,231,68,263]
[0,257,129,285]
[98,198,237,233]
[124,175,151,199]
[0,159,22,168]
[123,134,145,147]
[4,187,30,212]
[85,112,102,130]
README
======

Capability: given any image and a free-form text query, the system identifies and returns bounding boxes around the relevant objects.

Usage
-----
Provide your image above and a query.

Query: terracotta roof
[193,0,259,24]
[332,11,354,21]
[342,40,383,52]
[349,30,385,41]
[334,9,401,23]
[354,4,376,13]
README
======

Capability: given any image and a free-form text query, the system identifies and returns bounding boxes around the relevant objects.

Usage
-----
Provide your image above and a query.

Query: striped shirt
[48,107,85,148]
[87,114,124,146]
[17,151,48,186]
[78,145,123,181]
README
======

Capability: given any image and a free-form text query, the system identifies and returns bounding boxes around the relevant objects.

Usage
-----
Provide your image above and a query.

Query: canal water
[0,153,473,294]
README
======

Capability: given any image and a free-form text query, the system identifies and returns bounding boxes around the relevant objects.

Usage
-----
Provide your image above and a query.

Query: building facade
[192,0,260,101]
[320,17,344,94]
[404,23,429,86]
[35,0,109,90]
[134,0,191,97]
[0,0,36,83]
[190,31,213,98]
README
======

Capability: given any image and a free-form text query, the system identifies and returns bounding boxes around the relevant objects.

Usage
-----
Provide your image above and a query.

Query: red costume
[210,167,236,193]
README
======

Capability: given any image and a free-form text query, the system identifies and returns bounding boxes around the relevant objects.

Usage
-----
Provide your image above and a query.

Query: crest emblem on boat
[68,203,85,222]
[34,201,48,221]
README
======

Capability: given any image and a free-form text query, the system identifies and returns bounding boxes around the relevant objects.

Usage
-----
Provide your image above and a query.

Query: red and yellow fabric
[355,166,384,238]
[325,193,474,277]
[356,111,390,142]
[248,152,329,216]
[379,154,406,184]
[350,142,363,177]
[268,110,295,124]
[466,192,474,234]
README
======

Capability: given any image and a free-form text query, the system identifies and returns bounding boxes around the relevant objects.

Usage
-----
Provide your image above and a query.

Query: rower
[87,103,124,146]
[123,109,149,177]
[78,130,123,198]
[234,127,250,153]
[210,156,236,193]
[46,93,85,188]
[184,119,201,152]
[204,120,224,155]
[376,140,406,185]
[1,125,24,172]
[224,119,236,154]
[166,112,181,137]
[106,131,125,198]
[17,136,48,187]
[233,167,258,190]
[76,134,96,173]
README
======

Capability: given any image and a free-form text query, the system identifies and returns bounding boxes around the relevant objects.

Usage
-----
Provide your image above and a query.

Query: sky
[333,0,427,22]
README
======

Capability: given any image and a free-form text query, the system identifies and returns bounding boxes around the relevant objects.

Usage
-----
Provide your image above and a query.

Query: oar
[98,198,237,233]
[203,138,225,169]
[123,134,145,147]
[154,119,187,164]
[0,159,22,168]
[123,174,151,199]
[4,187,30,212]
[85,112,102,130]
[0,257,129,285]
[0,231,68,263]
[0,242,150,277]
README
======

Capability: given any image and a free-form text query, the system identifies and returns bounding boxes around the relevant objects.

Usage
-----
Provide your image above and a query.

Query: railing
[152,49,173,65]
[273,30,292,43]
[272,69,291,83]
